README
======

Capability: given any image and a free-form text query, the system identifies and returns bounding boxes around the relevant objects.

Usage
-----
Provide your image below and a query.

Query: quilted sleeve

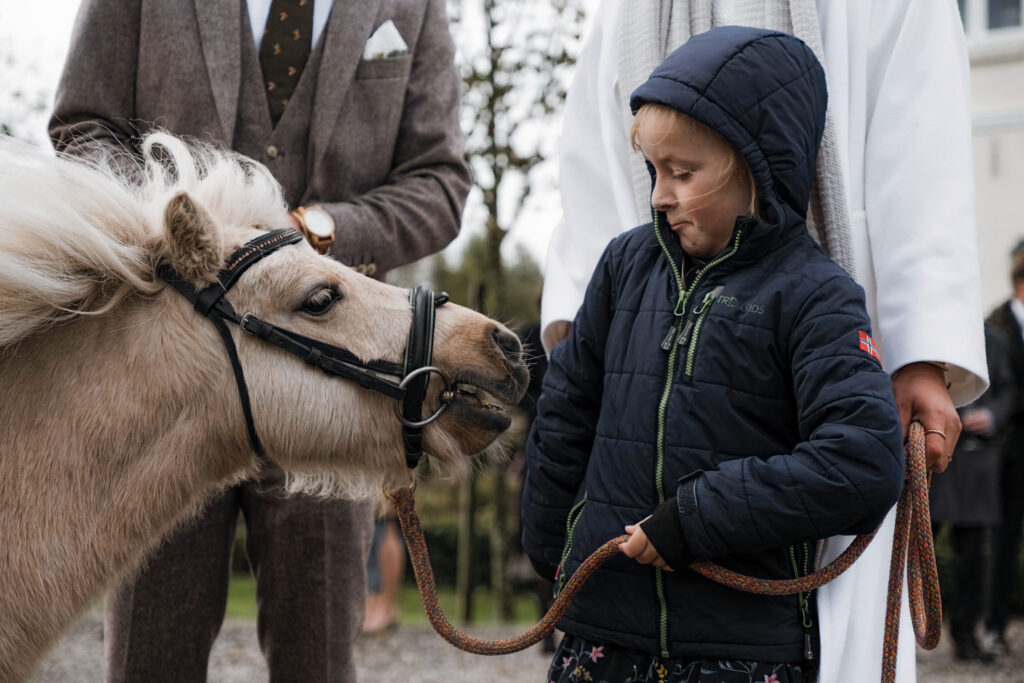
[675,275,905,558]
[521,240,619,570]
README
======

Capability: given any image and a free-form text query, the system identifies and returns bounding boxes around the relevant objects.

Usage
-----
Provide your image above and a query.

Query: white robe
[541,1,988,680]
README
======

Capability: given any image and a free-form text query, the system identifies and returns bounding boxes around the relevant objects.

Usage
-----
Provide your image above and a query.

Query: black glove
[639,493,695,571]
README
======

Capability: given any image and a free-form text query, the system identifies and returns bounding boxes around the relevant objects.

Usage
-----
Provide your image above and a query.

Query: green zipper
[788,542,814,660]
[684,287,723,378]
[554,495,588,597]
[653,213,686,298]
[652,214,686,658]
[651,216,743,658]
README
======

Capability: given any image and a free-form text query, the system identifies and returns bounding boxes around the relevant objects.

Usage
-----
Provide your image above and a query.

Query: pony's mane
[0,132,287,348]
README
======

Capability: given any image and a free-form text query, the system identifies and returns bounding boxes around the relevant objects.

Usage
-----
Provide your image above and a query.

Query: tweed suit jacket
[50,0,470,277]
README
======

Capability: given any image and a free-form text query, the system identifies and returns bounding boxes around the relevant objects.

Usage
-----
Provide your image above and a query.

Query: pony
[0,133,528,681]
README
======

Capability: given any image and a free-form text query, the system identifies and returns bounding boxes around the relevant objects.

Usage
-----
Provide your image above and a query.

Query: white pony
[0,133,528,681]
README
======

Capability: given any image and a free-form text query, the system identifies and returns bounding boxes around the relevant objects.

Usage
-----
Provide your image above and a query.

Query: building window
[989,0,1022,29]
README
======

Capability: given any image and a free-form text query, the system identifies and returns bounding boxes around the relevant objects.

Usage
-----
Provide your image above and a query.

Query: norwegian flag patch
[858,331,881,363]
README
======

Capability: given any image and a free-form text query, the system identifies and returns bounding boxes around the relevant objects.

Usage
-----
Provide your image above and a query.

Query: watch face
[305,208,334,238]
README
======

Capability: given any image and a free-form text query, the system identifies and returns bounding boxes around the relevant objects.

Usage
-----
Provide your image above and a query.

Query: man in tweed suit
[50,1,470,680]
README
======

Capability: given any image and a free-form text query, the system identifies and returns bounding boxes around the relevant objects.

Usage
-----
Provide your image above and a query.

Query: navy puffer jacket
[522,27,904,662]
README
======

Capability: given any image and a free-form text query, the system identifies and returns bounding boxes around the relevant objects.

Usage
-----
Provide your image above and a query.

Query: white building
[962,0,1024,311]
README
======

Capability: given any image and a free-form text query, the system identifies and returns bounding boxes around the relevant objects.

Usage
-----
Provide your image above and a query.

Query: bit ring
[394,366,452,428]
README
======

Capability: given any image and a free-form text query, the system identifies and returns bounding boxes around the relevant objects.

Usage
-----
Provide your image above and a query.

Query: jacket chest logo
[714,295,765,315]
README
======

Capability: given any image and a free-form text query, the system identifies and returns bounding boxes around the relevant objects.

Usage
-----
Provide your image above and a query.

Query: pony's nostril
[492,327,522,361]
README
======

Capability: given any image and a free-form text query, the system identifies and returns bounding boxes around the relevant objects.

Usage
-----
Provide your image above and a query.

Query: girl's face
[637,117,752,259]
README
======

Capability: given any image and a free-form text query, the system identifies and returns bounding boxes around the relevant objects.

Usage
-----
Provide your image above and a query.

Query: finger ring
[925,429,947,439]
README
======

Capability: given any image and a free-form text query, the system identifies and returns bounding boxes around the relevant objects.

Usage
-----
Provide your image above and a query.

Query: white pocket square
[363,20,408,60]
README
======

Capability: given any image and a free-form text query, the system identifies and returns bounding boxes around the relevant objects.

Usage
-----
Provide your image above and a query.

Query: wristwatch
[291,205,335,254]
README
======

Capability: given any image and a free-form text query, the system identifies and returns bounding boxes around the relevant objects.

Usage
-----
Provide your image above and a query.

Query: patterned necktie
[259,0,314,127]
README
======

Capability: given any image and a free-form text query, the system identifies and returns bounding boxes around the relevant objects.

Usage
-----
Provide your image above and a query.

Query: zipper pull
[692,292,715,316]
[693,286,725,316]
[660,322,678,351]
[676,319,694,346]
[805,633,814,660]
[673,297,686,317]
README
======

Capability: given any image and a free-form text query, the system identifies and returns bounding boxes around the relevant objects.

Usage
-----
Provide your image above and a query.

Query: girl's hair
[630,104,760,219]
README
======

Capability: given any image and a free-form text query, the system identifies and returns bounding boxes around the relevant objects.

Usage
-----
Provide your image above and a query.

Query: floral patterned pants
[546,635,809,683]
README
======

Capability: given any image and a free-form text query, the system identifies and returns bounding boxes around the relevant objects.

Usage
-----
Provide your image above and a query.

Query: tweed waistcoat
[233,4,325,209]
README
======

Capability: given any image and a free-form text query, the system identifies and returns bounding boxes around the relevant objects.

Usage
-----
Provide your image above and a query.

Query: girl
[522,27,904,682]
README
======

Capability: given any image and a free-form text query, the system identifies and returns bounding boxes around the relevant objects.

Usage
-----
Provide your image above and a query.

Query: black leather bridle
[157,227,450,469]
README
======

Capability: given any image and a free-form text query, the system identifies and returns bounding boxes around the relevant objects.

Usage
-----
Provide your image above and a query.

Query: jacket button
[266,145,279,159]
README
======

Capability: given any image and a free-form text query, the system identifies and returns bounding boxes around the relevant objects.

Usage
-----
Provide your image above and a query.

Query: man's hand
[621,520,674,571]
[892,362,961,473]
[541,320,572,355]
[961,407,994,437]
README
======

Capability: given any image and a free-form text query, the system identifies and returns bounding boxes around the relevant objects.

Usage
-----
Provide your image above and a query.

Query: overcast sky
[0,0,594,269]
[0,0,80,144]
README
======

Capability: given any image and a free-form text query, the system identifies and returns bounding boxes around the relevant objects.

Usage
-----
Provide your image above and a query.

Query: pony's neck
[0,294,255,679]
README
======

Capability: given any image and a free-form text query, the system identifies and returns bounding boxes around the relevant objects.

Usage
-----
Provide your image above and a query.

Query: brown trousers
[104,473,372,683]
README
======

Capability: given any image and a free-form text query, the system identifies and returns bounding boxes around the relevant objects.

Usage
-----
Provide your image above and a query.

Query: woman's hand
[892,362,961,473]
[621,520,674,571]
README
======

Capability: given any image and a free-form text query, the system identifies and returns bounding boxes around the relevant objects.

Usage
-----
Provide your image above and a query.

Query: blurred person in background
[983,241,1024,656]
[363,513,405,635]
[930,320,1015,662]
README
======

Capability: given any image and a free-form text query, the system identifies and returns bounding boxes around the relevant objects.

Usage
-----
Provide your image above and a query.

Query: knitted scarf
[617,0,854,274]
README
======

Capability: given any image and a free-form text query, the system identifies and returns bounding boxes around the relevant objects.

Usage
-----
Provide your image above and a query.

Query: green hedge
[231,524,499,589]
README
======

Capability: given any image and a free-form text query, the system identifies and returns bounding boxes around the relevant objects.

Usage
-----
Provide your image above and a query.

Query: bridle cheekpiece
[157,227,449,469]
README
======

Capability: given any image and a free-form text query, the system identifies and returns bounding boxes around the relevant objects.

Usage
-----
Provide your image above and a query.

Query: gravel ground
[27,611,1024,682]
[27,611,550,683]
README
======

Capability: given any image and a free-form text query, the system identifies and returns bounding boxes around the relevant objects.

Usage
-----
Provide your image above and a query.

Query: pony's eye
[300,287,340,316]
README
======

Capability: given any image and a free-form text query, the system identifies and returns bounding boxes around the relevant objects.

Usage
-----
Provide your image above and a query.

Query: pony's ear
[163,191,223,285]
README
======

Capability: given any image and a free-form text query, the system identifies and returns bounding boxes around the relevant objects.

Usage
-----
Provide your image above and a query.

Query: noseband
[157,228,449,469]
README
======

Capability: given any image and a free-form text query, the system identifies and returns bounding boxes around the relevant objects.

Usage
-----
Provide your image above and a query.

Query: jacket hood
[630,26,827,224]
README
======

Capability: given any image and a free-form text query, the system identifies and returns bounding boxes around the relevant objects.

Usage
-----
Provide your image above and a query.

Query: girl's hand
[621,521,674,571]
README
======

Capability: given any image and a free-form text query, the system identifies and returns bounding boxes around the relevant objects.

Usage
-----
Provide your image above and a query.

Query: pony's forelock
[0,132,288,348]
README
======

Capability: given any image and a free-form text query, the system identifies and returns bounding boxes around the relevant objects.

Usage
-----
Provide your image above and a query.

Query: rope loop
[392,422,941,682]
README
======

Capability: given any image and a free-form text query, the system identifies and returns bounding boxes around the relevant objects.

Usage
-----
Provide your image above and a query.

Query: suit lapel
[194,0,242,145]
[308,0,383,180]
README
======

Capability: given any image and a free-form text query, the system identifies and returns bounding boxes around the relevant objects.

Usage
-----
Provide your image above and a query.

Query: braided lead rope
[391,488,625,655]
[391,422,941,679]
[881,423,942,682]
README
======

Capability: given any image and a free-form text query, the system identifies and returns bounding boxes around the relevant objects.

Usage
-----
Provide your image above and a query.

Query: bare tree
[446,0,585,623]
[449,0,583,316]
